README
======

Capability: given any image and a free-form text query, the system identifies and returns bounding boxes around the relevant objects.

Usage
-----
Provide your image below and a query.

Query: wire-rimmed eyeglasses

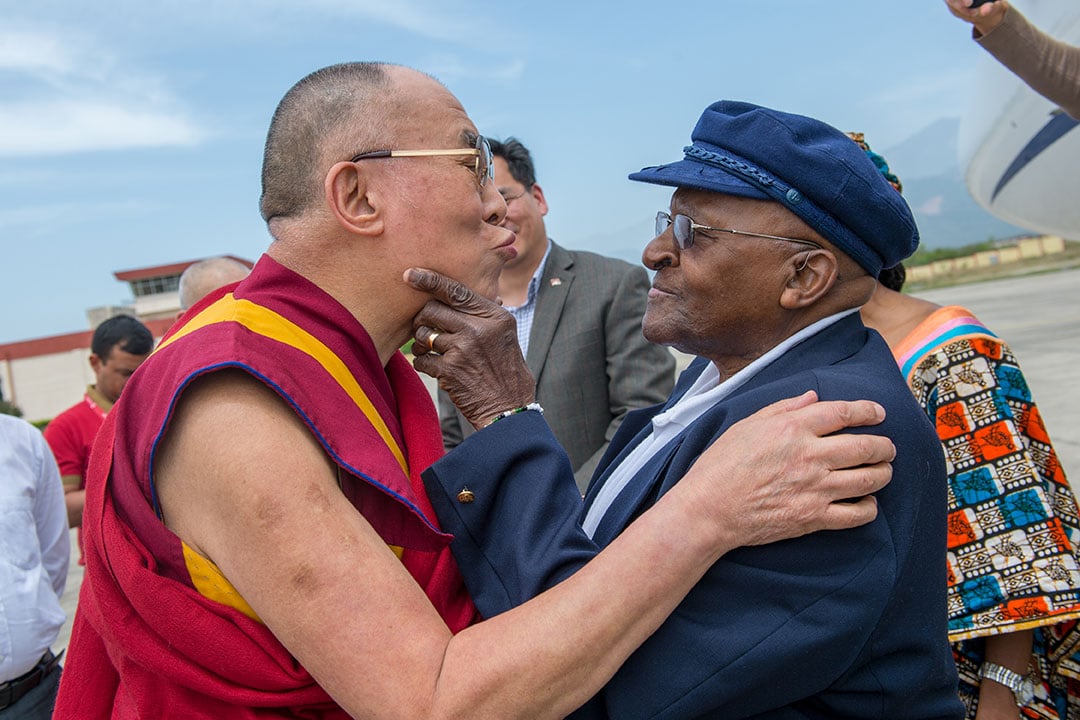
[500,188,528,204]
[350,135,494,187]
[656,211,823,251]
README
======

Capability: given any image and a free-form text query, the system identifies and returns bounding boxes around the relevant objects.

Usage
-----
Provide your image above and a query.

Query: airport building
[0,256,251,423]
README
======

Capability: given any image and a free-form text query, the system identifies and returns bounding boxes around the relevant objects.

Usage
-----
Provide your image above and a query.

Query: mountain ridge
[882,116,1029,248]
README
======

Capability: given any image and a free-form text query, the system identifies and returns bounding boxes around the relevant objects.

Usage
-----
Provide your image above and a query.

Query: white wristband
[485,402,544,427]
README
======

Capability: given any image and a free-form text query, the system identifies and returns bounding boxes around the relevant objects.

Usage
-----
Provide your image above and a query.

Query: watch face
[1018,680,1036,705]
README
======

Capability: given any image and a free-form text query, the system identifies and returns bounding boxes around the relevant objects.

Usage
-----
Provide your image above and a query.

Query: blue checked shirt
[505,241,552,358]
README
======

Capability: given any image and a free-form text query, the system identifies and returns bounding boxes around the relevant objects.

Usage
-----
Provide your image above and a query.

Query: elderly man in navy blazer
[421,101,964,718]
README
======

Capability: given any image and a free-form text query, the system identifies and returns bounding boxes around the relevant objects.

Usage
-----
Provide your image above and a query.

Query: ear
[530,182,550,217]
[324,161,384,237]
[779,249,838,310]
[89,353,103,372]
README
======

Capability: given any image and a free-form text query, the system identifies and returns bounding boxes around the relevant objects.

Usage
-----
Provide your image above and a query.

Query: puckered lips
[494,229,518,261]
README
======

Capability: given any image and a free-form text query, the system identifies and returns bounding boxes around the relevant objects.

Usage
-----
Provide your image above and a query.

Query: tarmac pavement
[53,266,1080,655]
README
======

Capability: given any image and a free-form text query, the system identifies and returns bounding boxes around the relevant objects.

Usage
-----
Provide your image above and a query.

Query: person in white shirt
[0,414,68,719]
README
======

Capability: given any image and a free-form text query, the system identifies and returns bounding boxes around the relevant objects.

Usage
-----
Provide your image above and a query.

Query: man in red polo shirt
[44,315,152,558]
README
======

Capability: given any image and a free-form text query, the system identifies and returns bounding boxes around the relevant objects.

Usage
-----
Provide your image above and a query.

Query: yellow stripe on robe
[182,542,261,622]
[158,293,408,475]
[164,294,411,620]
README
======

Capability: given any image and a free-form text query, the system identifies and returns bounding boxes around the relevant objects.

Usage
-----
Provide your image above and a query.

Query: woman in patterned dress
[853,134,1080,719]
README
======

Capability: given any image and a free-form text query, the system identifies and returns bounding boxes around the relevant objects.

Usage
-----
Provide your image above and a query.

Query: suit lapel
[582,358,711,546]
[583,315,868,545]
[590,435,685,547]
[526,242,574,382]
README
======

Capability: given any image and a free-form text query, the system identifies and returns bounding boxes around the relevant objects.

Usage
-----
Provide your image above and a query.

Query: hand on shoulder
[677,391,894,550]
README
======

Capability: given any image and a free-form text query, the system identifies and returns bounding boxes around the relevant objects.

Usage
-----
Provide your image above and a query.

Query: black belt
[0,649,64,711]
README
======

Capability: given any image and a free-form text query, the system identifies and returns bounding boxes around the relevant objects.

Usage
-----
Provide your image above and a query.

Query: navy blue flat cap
[629,100,919,276]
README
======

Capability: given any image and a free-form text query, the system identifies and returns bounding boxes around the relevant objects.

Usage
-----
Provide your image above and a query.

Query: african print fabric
[894,305,1080,718]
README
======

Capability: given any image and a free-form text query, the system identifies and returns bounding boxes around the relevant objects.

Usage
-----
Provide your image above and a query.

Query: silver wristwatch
[979,661,1035,706]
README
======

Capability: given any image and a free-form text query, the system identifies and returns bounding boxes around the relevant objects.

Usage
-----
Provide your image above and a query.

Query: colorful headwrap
[846,131,903,194]
[847,132,908,286]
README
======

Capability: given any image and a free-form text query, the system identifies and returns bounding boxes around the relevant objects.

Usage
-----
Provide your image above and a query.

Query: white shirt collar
[581,307,859,538]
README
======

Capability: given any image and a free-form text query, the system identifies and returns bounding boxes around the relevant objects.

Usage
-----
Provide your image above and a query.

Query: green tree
[908,239,1001,267]
[0,399,23,417]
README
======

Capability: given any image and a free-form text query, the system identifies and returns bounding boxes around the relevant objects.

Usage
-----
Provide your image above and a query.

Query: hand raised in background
[945,0,1009,36]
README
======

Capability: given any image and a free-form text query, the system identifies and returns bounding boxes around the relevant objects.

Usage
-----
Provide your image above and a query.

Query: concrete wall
[906,235,1064,283]
[1,349,94,422]
[134,290,181,319]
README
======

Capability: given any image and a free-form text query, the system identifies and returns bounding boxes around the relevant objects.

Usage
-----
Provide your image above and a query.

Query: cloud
[917,195,945,216]
[0,26,204,157]
[298,0,474,42]
[0,199,148,234]
[0,101,203,156]
[263,0,525,54]
[488,60,526,83]
[0,29,78,76]
[851,68,975,141]
[866,68,976,111]
[421,54,526,84]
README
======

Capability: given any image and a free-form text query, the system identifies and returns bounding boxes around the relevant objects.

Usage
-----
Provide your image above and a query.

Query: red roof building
[0,256,252,421]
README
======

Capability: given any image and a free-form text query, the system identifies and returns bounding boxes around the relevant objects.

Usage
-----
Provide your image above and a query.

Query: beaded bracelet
[485,402,544,427]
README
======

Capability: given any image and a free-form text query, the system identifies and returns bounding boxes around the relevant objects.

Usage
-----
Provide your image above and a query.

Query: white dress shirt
[582,309,859,538]
[0,414,69,682]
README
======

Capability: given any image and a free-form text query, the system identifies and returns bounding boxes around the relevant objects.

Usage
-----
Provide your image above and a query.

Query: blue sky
[0,0,999,344]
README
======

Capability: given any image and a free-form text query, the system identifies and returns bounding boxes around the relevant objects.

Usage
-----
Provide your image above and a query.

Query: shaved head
[259,62,443,224]
[178,256,251,310]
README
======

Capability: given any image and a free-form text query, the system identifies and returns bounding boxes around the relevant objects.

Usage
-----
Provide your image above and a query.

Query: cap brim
[629,158,772,201]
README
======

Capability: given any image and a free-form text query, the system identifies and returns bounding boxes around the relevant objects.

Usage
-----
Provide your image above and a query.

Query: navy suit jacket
[424,314,963,719]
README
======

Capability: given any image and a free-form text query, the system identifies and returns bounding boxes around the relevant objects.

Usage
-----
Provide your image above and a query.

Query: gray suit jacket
[439,241,676,491]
